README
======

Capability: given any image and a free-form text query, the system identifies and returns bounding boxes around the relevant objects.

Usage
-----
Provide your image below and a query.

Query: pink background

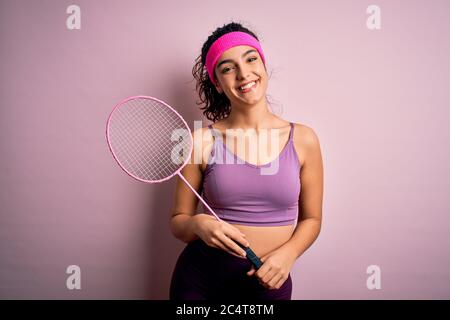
[1,0,449,299]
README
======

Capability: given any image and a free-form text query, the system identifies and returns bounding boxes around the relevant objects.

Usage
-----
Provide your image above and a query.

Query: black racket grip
[237,242,262,270]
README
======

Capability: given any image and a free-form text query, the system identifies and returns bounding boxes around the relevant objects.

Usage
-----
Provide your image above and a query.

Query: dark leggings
[170,239,292,300]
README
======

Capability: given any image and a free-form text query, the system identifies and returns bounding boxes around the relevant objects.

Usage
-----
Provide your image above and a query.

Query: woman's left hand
[246,246,297,290]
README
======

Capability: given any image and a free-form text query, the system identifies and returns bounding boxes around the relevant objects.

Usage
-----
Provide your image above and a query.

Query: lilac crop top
[201,122,301,226]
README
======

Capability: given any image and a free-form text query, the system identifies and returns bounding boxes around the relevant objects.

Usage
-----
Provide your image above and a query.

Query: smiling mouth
[238,80,259,92]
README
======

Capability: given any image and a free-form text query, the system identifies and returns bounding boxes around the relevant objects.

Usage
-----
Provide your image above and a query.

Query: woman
[169,22,323,300]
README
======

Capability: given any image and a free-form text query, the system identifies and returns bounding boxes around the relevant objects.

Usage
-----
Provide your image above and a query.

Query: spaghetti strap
[207,124,215,140]
[288,122,294,141]
[208,124,222,142]
[207,124,217,158]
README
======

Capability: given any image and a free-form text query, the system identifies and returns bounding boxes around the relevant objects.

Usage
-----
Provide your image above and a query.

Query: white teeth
[239,81,256,90]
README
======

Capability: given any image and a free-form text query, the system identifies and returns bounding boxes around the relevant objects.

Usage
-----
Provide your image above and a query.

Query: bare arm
[170,127,206,243]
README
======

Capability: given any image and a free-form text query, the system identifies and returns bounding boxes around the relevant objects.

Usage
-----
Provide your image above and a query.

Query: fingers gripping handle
[177,172,263,270]
[236,242,263,270]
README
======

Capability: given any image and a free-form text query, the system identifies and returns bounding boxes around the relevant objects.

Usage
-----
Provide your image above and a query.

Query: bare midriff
[232,224,296,257]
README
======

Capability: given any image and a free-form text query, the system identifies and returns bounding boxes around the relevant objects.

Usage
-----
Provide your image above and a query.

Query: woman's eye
[222,58,256,73]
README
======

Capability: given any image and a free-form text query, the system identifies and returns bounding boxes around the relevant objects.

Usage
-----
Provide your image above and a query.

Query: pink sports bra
[201,122,301,226]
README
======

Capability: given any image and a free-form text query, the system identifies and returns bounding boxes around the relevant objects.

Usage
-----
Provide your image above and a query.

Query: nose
[236,62,252,81]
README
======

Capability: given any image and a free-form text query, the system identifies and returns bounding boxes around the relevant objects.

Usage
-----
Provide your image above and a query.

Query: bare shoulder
[191,125,215,173]
[293,123,321,147]
[292,122,322,167]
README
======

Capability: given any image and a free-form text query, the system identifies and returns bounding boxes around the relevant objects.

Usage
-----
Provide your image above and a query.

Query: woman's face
[213,45,268,106]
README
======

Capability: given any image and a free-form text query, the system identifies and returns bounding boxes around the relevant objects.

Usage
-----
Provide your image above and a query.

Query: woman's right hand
[191,213,250,258]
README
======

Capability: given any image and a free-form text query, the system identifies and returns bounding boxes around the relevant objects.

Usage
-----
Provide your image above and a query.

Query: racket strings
[112,105,159,178]
[108,97,191,181]
[111,100,186,179]
[126,99,176,175]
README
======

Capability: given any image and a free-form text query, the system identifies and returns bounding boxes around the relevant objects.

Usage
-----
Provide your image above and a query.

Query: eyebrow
[216,49,257,69]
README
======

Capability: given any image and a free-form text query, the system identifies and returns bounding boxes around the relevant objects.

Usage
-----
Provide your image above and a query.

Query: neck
[226,96,275,129]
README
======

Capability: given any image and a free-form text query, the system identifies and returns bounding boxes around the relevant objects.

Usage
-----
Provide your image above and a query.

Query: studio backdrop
[1,0,449,299]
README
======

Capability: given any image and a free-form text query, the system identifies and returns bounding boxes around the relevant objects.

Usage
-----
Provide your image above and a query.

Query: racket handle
[236,242,262,270]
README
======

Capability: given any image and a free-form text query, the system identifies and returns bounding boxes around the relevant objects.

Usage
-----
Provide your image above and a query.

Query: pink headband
[205,31,266,85]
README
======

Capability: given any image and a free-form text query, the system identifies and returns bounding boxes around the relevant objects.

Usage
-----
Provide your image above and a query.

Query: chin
[241,95,264,105]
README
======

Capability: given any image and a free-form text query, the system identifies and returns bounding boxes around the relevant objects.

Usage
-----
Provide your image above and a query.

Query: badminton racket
[105,95,262,269]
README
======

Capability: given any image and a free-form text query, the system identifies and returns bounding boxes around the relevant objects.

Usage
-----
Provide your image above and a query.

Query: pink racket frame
[106,95,221,221]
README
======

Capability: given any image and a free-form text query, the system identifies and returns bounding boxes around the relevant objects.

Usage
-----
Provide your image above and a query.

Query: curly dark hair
[192,21,273,123]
